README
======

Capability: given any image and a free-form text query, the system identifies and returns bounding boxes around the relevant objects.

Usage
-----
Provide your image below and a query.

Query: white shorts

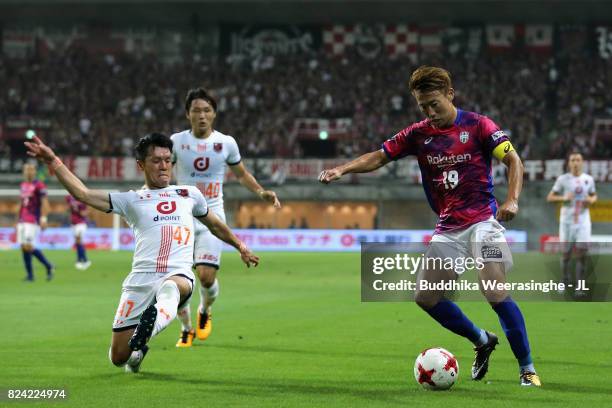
[559,222,591,250]
[193,208,226,268]
[426,217,513,275]
[16,222,38,245]
[112,269,195,331]
[72,223,87,239]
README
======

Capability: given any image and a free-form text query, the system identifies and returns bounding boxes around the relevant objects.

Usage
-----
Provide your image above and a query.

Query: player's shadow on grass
[133,372,411,403]
[130,372,537,403]
[543,381,612,396]
[493,379,612,396]
[91,372,571,404]
[538,359,612,370]
[204,342,406,360]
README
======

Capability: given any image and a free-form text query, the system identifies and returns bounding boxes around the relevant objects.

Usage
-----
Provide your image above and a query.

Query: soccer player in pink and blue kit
[320,66,540,386]
[17,163,54,281]
[66,194,91,270]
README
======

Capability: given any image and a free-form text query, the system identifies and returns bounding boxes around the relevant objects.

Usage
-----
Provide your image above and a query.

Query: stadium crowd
[1,46,610,159]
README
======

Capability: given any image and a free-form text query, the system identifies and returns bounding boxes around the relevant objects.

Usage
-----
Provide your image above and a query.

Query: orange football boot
[176,329,195,348]
[196,309,212,341]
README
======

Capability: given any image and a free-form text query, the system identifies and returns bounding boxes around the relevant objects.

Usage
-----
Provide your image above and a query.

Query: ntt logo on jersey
[426,153,472,166]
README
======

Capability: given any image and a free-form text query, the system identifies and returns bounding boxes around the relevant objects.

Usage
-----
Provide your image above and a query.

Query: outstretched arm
[319,149,390,184]
[24,136,111,212]
[195,211,259,267]
[230,162,281,208]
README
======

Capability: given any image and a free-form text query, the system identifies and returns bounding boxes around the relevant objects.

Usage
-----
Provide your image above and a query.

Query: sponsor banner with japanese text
[0,227,133,250]
[0,228,527,252]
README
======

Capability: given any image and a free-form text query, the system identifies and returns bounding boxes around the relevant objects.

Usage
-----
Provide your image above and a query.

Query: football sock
[475,329,488,347]
[575,257,584,284]
[126,349,144,366]
[151,280,180,337]
[561,257,571,282]
[177,303,192,331]
[76,244,88,262]
[22,250,33,279]
[32,249,52,271]
[520,363,536,373]
[492,297,533,369]
[199,278,219,312]
[426,299,483,345]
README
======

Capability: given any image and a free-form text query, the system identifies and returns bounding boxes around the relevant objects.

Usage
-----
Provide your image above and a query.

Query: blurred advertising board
[0,228,527,252]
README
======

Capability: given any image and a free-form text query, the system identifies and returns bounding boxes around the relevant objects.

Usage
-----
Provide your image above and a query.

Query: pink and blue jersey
[66,195,88,225]
[19,180,47,224]
[382,109,510,233]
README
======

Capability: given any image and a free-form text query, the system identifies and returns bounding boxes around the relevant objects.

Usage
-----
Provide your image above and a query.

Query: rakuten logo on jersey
[153,201,181,222]
[194,157,210,172]
[426,153,472,167]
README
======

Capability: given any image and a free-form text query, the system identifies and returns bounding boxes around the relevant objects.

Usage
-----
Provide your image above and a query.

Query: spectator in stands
[1,46,609,160]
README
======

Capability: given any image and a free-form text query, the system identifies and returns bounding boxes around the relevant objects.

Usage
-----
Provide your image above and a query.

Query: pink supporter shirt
[66,195,88,225]
[19,180,47,224]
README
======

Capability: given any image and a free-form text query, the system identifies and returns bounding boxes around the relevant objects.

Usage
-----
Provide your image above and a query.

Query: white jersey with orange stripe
[108,185,208,285]
[551,172,596,225]
[170,129,241,211]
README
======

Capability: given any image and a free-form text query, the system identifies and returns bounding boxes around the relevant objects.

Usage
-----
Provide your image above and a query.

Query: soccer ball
[414,347,459,390]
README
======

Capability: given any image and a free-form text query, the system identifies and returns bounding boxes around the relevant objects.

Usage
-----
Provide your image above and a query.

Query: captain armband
[492,141,515,161]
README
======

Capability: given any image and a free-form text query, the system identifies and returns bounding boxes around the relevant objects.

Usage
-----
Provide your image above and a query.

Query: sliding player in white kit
[24,133,259,373]
[547,152,597,297]
[171,88,280,347]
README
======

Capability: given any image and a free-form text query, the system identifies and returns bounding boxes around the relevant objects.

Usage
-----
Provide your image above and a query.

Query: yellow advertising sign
[591,200,612,222]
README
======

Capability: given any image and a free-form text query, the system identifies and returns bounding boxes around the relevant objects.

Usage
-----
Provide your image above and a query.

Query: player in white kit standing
[547,152,597,296]
[171,88,281,347]
[24,133,259,373]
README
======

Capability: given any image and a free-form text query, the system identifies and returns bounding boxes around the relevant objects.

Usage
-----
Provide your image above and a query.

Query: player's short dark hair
[566,150,584,171]
[134,133,173,161]
[185,87,217,112]
[409,66,452,94]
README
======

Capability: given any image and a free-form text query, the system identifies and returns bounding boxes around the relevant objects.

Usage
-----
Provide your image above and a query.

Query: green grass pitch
[0,250,611,407]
